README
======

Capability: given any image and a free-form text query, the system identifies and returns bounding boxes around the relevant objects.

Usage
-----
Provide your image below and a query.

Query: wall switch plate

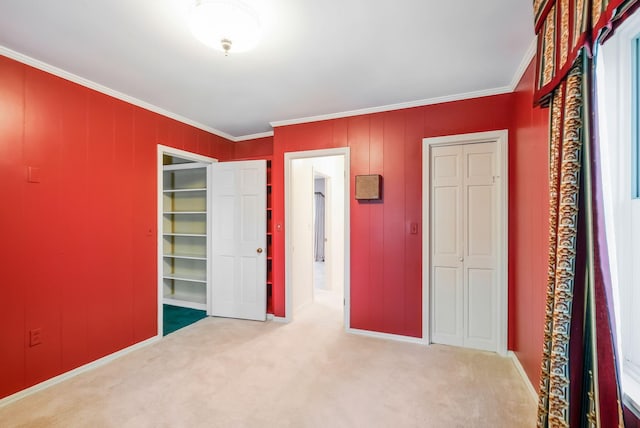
[29,328,42,347]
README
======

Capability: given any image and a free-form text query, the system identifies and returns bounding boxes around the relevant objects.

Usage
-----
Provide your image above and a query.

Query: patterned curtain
[532,0,640,426]
[533,0,640,105]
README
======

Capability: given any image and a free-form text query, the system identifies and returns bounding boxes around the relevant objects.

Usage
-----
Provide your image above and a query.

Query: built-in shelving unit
[162,160,209,311]
[266,159,273,313]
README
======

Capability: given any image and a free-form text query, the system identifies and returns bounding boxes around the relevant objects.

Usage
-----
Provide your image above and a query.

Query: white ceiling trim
[508,36,538,91]
[1,35,538,143]
[234,131,275,141]
[0,45,237,142]
[269,85,513,129]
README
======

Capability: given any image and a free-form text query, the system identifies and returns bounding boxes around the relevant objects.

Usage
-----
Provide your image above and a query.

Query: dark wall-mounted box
[355,174,382,200]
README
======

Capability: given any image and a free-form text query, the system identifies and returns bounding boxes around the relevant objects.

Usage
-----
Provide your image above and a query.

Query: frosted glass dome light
[189,0,261,55]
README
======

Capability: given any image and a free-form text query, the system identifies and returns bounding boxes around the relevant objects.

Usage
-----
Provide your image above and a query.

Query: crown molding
[269,85,513,129]
[3,37,538,141]
[0,45,238,142]
[233,131,274,141]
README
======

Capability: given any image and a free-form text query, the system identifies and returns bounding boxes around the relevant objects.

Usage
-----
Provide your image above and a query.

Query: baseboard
[266,314,289,323]
[508,351,538,404]
[347,328,428,345]
[0,335,160,408]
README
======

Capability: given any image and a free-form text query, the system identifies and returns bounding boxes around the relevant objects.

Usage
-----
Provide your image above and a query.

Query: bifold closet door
[431,142,498,352]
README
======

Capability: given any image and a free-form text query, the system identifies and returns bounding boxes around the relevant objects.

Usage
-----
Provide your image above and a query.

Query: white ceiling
[0,0,535,140]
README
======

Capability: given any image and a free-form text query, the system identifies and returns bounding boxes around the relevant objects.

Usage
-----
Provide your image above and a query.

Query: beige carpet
[0,293,536,427]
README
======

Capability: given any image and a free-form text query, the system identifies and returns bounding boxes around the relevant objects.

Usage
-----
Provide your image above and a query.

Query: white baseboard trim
[0,335,160,408]
[266,314,289,323]
[508,351,538,403]
[347,328,428,345]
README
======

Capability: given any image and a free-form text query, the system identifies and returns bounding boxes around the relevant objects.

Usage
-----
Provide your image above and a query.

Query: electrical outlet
[29,328,42,347]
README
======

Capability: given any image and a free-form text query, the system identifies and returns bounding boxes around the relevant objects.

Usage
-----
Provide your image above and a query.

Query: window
[596,12,640,418]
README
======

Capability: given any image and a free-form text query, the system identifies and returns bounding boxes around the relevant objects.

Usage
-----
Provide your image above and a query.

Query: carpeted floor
[0,293,537,427]
[163,304,207,336]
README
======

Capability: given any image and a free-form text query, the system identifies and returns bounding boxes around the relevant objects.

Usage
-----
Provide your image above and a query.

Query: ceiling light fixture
[189,0,261,56]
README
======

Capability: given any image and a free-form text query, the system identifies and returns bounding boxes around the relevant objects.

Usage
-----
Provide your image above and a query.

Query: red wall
[270,96,514,337]
[509,61,550,390]
[234,136,273,159]
[0,49,553,400]
[0,54,234,399]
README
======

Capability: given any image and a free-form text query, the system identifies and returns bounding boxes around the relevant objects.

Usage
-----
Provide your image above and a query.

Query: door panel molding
[422,130,509,355]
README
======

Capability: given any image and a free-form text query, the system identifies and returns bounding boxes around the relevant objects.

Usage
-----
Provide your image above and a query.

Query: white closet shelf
[163,211,207,214]
[163,162,208,171]
[163,233,207,237]
[162,188,206,193]
[163,253,207,260]
[163,297,206,311]
[163,273,207,283]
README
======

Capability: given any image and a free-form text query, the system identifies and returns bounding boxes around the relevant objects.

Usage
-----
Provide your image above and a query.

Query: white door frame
[422,130,509,355]
[156,145,217,338]
[284,148,350,328]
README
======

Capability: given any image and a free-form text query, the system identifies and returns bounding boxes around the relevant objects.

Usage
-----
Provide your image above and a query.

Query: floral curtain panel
[532,0,639,427]
[537,58,588,427]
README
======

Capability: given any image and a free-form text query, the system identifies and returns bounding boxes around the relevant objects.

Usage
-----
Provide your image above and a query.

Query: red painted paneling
[347,116,373,329]
[0,55,27,398]
[381,110,407,334]
[272,95,512,336]
[58,80,90,372]
[23,68,65,387]
[403,108,424,337]
[510,60,550,391]
[0,54,235,400]
[234,136,273,159]
[368,115,385,332]
[132,108,159,343]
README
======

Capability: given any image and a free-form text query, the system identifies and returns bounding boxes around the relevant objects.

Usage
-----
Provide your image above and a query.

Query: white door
[211,160,267,321]
[431,142,498,352]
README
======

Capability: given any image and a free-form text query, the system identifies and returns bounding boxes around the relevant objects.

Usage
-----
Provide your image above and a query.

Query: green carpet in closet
[163,304,207,336]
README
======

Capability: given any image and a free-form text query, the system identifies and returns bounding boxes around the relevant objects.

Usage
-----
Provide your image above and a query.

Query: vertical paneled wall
[234,136,273,159]
[0,55,234,399]
[0,50,553,400]
[271,95,513,338]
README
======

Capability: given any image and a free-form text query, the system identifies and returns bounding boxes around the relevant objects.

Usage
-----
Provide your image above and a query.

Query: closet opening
[157,146,216,337]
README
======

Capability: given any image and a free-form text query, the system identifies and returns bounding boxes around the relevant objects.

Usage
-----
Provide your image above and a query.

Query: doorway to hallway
[284,148,350,327]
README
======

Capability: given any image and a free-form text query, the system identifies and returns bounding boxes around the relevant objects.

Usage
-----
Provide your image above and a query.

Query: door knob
[459,257,464,262]
[257,248,263,253]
